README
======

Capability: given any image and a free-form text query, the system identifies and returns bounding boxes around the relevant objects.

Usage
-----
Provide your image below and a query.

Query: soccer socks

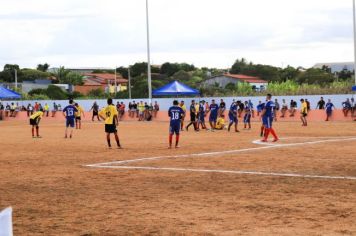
[107,136,111,147]
[263,128,270,140]
[32,127,35,137]
[175,134,180,147]
[115,133,121,147]
[260,126,265,137]
[36,126,39,136]
[169,134,173,146]
[270,128,278,140]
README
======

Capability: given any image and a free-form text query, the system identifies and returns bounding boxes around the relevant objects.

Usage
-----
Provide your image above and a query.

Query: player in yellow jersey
[99,98,122,148]
[74,103,85,129]
[29,109,44,138]
[179,101,186,131]
[300,99,308,126]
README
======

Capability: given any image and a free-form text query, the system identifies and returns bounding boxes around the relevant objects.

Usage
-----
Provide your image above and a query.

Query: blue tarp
[153,81,200,96]
[352,85,356,91]
[0,87,21,99]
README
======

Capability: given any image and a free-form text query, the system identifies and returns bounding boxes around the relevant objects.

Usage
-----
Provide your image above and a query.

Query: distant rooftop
[313,62,355,73]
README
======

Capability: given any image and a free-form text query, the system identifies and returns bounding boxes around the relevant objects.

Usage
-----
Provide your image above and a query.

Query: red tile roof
[223,73,267,83]
[83,73,128,84]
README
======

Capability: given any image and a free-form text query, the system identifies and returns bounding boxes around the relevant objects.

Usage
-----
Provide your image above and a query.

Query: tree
[46,85,68,99]
[37,63,50,72]
[295,68,334,85]
[20,69,50,82]
[230,58,248,74]
[59,72,84,85]
[3,64,20,72]
[116,66,129,79]
[130,62,148,77]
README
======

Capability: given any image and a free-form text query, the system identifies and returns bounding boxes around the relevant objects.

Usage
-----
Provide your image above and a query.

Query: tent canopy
[352,85,356,91]
[153,81,200,96]
[0,87,21,99]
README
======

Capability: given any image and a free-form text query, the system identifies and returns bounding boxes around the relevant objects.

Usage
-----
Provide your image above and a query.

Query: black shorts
[190,113,196,122]
[75,117,81,121]
[30,118,38,126]
[301,112,307,117]
[105,124,117,133]
[93,111,98,116]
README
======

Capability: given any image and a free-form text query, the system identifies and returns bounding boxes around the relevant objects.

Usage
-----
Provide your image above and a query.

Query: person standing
[261,94,278,142]
[325,99,334,121]
[90,101,100,121]
[274,99,280,121]
[153,101,159,118]
[99,98,122,149]
[244,101,252,129]
[208,99,219,131]
[179,101,186,131]
[316,97,325,110]
[75,103,85,129]
[218,99,226,116]
[300,99,308,126]
[186,100,197,131]
[44,103,50,117]
[228,100,239,132]
[63,99,78,139]
[168,100,184,148]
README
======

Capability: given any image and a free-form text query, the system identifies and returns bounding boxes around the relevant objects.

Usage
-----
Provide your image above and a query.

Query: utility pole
[353,0,356,84]
[128,66,132,99]
[114,66,118,93]
[14,69,18,90]
[146,0,152,101]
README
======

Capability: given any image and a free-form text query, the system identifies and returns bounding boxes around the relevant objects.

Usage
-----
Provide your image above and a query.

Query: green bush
[87,88,106,98]
[46,85,68,100]
[28,88,47,96]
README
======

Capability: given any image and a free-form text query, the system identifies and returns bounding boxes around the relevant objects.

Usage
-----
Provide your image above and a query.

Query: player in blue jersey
[243,101,252,129]
[168,100,184,148]
[325,99,334,121]
[208,99,219,131]
[261,94,278,142]
[197,101,206,130]
[63,99,78,139]
[228,100,239,132]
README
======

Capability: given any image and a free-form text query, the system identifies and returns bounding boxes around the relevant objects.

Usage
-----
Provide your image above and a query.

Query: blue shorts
[198,114,205,122]
[244,114,251,123]
[209,115,217,123]
[229,114,237,123]
[66,118,75,128]
[326,110,332,115]
[262,116,273,128]
[169,123,180,135]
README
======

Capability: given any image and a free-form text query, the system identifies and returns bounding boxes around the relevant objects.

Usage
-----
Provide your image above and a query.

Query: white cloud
[0,0,354,69]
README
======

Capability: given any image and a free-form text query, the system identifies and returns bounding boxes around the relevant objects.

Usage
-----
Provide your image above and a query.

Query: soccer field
[1,120,356,235]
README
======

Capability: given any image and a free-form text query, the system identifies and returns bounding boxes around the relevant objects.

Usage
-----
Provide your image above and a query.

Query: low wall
[0,110,354,122]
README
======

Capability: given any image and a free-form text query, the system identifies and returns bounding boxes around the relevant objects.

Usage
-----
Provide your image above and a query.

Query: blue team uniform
[244,104,252,124]
[168,106,184,134]
[209,104,219,122]
[63,105,78,127]
[257,103,264,112]
[262,101,274,128]
[228,103,238,123]
[325,102,334,115]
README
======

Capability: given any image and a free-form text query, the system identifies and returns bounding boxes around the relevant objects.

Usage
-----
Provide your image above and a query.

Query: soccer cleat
[36,136,42,138]
[64,135,67,139]
[260,139,268,142]
[175,145,180,148]
[272,138,279,142]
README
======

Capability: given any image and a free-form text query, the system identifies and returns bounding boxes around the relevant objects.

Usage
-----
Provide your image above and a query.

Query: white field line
[86,137,356,167]
[84,136,356,181]
[93,166,356,181]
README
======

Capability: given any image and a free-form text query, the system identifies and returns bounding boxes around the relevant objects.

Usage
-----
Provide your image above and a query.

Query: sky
[0,0,354,69]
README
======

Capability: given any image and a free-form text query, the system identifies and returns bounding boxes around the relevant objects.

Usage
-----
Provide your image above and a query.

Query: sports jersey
[75,106,84,117]
[263,101,275,118]
[342,101,351,109]
[63,105,78,119]
[229,104,238,116]
[138,104,145,112]
[257,103,264,112]
[180,104,186,112]
[209,104,219,117]
[325,102,334,112]
[216,117,225,129]
[189,104,196,114]
[244,104,251,113]
[301,102,308,114]
[168,106,184,126]
[44,104,49,111]
[99,105,118,125]
[30,111,43,120]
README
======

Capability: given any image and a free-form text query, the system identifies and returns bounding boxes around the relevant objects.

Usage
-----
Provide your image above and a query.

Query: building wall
[202,76,238,87]
[74,85,103,95]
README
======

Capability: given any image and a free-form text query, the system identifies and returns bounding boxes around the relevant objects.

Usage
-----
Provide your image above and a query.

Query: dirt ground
[0,119,356,235]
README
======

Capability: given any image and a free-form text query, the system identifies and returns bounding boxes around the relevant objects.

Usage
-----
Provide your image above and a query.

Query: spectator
[5,103,10,117]
[256,101,263,116]
[237,100,244,118]
[0,102,4,120]
[128,102,133,117]
[351,97,356,120]
[38,103,43,111]
[153,101,159,118]
[27,103,33,117]
[325,99,334,121]
[280,99,288,118]
[342,98,352,117]
[119,102,125,121]
[44,103,50,117]
[133,101,139,118]
[34,102,39,112]
[138,101,145,121]
[289,100,297,117]
[10,103,16,117]
[12,103,20,117]
[316,97,325,110]
[90,101,100,121]
[179,101,186,131]
[144,102,149,120]
[52,102,58,117]
[57,104,62,111]
[248,99,255,118]
[305,99,311,111]
[274,98,280,121]
[218,99,226,116]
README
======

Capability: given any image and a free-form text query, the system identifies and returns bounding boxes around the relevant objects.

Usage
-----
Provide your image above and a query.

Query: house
[313,62,355,73]
[74,73,128,95]
[21,80,70,93]
[202,73,268,91]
